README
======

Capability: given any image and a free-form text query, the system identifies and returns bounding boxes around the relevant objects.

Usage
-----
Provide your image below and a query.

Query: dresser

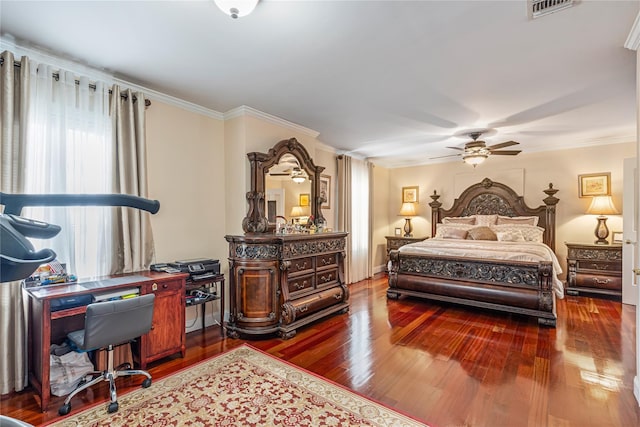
[225,232,349,339]
[565,242,622,298]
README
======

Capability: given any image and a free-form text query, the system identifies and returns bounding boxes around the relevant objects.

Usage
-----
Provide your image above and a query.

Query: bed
[387,178,561,326]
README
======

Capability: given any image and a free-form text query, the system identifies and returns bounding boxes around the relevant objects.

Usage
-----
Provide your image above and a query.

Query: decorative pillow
[496,215,539,226]
[496,229,526,242]
[467,226,498,241]
[472,214,498,226]
[491,224,545,243]
[435,224,475,238]
[442,216,476,225]
[442,228,469,240]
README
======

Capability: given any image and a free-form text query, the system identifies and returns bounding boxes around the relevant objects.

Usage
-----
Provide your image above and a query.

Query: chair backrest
[81,293,155,350]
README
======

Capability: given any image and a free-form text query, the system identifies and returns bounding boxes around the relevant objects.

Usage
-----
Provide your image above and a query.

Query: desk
[25,271,188,412]
[185,273,225,332]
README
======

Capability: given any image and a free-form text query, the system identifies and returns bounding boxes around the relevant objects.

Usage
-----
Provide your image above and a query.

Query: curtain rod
[0,56,151,107]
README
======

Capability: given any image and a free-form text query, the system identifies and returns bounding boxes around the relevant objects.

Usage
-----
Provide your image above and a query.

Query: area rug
[48,344,429,427]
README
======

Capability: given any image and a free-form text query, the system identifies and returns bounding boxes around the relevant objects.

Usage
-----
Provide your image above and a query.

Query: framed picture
[299,193,310,207]
[320,175,331,209]
[578,173,611,198]
[612,231,623,244]
[402,186,419,203]
[394,227,402,236]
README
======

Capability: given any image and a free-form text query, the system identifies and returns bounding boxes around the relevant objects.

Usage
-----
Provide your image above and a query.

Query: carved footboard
[387,250,556,326]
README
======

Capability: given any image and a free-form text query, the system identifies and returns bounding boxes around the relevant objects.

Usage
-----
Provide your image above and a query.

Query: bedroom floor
[3,273,638,427]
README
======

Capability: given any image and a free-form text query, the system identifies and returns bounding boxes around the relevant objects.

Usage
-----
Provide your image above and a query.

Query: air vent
[529,0,574,19]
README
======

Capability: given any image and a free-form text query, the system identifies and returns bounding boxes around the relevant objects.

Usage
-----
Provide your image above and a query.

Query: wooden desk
[25,271,188,412]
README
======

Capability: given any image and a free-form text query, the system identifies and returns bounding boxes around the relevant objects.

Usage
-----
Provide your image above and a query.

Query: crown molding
[625,12,640,50]
[224,105,320,138]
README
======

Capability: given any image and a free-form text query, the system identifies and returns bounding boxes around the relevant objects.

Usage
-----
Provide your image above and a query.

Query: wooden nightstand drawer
[289,257,314,276]
[575,260,621,273]
[288,274,315,294]
[574,274,622,291]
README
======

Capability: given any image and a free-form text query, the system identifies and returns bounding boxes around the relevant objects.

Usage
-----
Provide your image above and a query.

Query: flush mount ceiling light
[213,0,259,19]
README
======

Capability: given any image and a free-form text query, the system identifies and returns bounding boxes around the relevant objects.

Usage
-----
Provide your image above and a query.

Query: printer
[169,258,220,281]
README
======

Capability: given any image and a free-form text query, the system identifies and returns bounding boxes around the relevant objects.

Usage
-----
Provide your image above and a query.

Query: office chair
[58,294,155,416]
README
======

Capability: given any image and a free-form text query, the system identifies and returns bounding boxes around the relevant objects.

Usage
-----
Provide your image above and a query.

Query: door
[622,157,638,305]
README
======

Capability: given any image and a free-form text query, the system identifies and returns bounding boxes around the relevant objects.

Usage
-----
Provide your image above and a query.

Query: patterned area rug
[48,344,429,427]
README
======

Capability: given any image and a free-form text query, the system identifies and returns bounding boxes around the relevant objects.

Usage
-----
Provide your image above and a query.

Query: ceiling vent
[529,0,575,19]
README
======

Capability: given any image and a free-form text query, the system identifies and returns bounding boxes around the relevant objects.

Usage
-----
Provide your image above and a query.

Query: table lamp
[290,206,304,224]
[586,195,619,244]
[399,202,417,237]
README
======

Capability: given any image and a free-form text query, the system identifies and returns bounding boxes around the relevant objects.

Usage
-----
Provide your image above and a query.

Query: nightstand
[565,242,622,298]
[385,236,427,269]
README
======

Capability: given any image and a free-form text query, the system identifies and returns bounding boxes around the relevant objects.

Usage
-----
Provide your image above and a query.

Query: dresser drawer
[316,268,338,287]
[288,274,315,295]
[317,253,337,269]
[576,260,622,273]
[282,286,345,324]
[289,257,314,276]
[575,274,622,291]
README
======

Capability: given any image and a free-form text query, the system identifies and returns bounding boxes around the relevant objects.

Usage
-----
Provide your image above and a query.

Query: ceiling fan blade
[487,141,519,150]
[490,150,521,156]
[445,146,465,151]
[429,154,462,159]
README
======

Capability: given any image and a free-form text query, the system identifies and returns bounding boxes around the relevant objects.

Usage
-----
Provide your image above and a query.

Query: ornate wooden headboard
[428,178,560,251]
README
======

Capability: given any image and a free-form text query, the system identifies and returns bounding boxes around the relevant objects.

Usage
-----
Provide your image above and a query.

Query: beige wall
[371,165,390,272]
[381,142,635,277]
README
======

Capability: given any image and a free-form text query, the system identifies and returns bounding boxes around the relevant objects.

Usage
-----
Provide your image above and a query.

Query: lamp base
[593,215,610,245]
[403,218,413,237]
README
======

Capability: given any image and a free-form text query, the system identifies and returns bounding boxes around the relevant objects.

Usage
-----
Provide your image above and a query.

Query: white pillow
[496,229,526,242]
[435,223,475,238]
[496,215,539,226]
[491,224,545,243]
[472,214,498,226]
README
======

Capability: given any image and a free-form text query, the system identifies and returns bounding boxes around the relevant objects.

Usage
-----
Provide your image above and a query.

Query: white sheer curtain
[337,155,372,284]
[23,61,114,279]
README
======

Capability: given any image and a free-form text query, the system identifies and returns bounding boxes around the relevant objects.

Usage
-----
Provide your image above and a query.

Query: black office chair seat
[58,294,155,416]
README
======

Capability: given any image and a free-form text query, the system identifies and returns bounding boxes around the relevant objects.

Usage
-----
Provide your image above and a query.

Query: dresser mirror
[243,138,326,233]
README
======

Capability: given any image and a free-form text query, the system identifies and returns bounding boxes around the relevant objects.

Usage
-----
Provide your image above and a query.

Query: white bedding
[397,238,564,298]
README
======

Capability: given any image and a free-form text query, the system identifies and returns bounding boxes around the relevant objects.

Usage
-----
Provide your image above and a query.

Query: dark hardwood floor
[2,273,639,426]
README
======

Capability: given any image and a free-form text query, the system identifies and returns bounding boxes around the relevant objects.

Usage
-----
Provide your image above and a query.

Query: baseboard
[634,376,640,406]
[373,264,386,275]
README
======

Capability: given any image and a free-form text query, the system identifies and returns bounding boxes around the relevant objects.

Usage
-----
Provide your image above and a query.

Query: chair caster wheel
[142,378,152,388]
[58,403,71,416]
[108,402,119,413]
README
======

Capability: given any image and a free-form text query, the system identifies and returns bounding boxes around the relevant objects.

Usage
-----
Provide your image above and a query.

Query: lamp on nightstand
[586,195,619,244]
[399,202,417,237]
[290,206,304,224]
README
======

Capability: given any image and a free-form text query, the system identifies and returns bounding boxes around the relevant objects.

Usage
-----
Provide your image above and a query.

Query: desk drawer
[317,253,337,269]
[142,279,183,294]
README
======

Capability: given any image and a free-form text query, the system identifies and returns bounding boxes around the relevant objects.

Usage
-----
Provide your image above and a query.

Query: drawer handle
[163,283,169,289]
[294,281,307,290]
[321,258,331,265]
[320,274,332,282]
[333,293,342,300]
[592,278,611,285]
[296,262,308,270]
[298,305,309,313]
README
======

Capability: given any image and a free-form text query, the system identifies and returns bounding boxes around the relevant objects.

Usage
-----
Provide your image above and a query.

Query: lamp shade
[399,202,417,217]
[290,206,304,217]
[213,0,259,18]
[586,196,619,215]
[462,153,488,166]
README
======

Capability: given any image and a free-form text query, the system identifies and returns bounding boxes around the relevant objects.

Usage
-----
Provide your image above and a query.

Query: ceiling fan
[430,131,521,167]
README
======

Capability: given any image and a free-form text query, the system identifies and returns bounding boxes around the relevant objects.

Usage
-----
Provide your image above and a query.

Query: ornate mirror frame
[242,138,326,233]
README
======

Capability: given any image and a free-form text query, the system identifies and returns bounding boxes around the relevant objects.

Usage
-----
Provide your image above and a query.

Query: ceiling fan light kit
[432,129,522,167]
[213,0,259,19]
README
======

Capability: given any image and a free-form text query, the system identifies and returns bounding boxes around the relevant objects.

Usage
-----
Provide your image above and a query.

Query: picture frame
[578,172,611,198]
[612,231,623,244]
[319,175,331,209]
[299,193,310,207]
[394,227,402,236]
[402,186,419,203]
